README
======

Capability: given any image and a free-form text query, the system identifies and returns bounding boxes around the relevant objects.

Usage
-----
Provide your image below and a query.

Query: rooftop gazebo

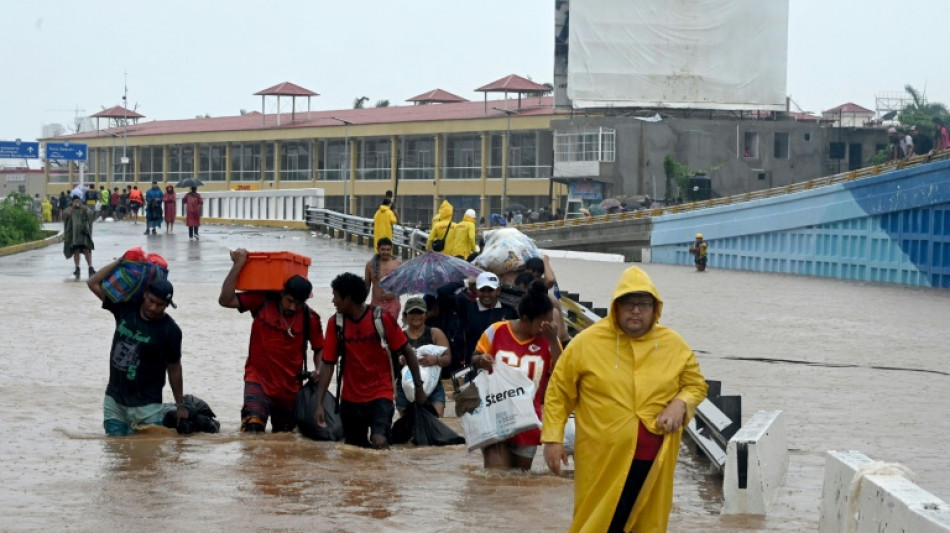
[254,81,320,126]
[406,88,469,105]
[91,105,144,135]
[475,74,550,113]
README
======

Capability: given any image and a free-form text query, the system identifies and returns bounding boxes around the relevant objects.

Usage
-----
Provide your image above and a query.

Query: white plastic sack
[564,414,576,454]
[460,361,541,452]
[472,228,540,275]
[400,344,445,400]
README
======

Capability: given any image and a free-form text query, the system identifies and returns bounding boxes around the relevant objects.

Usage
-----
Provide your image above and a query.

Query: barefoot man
[364,237,403,320]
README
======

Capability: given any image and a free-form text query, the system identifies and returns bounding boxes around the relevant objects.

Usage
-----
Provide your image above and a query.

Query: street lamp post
[330,117,354,214]
[493,107,517,213]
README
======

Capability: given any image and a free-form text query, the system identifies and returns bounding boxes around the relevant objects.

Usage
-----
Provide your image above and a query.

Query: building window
[829,142,846,160]
[140,146,163,183]
[804,133,811,142]
[402,137,435,180]
[113,148,136,183]
[280,141,312,181]
[263,143,275,181]
[231,143,260,181]
[554,128,615,163]
[97,150,108,181]
[773,132,790,159]
[168,145,194,183]
[743,132,759,158]
[445,135,481,179]
[199,144,226,181]
[359,138,390,181]
[321,140,347,181]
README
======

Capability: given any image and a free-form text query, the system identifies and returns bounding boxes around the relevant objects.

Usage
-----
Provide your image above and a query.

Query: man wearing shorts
[218,248,325,433]
[313,272,426,449]
[87,265,187,436]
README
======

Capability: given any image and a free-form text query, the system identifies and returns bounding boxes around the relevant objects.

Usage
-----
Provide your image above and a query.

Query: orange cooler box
[236,251,311,291]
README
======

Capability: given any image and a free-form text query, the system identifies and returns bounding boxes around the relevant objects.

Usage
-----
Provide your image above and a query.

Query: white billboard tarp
[568,0,789,110]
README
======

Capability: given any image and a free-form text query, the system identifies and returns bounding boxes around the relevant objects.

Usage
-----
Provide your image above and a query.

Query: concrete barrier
[819,450,950,533]
[722,410,787,515]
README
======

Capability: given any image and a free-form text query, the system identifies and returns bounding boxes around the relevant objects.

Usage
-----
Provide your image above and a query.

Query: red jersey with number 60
[475,321,552,446]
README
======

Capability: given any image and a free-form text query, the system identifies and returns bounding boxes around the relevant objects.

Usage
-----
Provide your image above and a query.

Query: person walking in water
[63,194,96,280]
[364,237,403,320]
[542,266,707,533]
[689,233,708,272]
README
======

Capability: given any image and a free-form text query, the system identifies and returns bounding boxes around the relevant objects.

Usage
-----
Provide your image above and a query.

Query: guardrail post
[722,411,788,515]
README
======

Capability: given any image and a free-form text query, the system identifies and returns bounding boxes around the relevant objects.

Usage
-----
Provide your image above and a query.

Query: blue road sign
[0,139,40,159]
[46,142,88,161]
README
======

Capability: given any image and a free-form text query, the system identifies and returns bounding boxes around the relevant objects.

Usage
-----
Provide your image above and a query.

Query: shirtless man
[364,237,403,320]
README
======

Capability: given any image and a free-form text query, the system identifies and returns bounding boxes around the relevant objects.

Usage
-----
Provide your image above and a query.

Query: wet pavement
[1,219,948,532]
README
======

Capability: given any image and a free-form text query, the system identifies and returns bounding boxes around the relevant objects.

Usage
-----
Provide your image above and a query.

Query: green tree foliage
[353,96,369,109]
[898,85,949,150]
[663,154,692,201]
[0,192,43,247]
[374,99,390,108]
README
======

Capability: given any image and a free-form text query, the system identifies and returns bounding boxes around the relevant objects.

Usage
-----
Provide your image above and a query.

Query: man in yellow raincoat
[445,208,477,259]
[541,266,707,533]
[426,200,454,253]
[373,198,397,252]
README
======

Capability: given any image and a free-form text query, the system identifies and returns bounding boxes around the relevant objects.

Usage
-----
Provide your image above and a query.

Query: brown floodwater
[1,222,947,531]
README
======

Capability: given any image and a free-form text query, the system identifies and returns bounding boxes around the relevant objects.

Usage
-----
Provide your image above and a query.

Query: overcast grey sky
[1,0,947,142]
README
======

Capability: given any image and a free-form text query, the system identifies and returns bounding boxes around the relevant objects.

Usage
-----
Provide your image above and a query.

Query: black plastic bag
[162,394,220,434]
[393,404,465,447]
[293,381,343,441]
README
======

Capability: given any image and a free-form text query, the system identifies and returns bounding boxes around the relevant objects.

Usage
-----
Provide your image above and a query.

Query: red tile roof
[253,81,319,97]
[823,102,874,114]
[407,89,468,103]
[91,105,144,119]
[48,97,560,141]
[476,74,550,93]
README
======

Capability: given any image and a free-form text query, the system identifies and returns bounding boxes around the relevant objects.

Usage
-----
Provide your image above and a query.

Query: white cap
[465,208,477,218]
[475,272,500,290]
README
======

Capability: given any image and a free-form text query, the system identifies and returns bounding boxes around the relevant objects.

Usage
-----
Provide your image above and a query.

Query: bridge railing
[516,149,950,232]
[306,207,429,258]
[188,188,323,223]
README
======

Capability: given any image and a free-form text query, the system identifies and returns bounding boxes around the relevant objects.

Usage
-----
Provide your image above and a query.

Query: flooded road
[1,221,948,531]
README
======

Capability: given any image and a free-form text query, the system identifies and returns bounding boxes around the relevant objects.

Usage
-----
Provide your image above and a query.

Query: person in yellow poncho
[445,208,477,259]
[541,266,707,533]
[41,196,53,222]
[373,198,398,252]
[426,200,454,253]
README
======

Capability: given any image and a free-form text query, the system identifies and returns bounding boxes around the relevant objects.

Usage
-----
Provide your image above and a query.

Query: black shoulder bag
[431,221,453,252]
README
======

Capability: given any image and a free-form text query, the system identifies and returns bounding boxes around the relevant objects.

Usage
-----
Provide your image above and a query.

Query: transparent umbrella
[380,252,483,296]
[176,177,205,189]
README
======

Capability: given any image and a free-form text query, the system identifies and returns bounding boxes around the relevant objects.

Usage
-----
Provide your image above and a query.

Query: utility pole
[121,70,129,186]
[330,117,354,214]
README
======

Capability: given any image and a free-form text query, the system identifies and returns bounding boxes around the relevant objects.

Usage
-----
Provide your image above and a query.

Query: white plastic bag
[460,360,541,452]
[563,414,576,454]
[400,344,445,400]
[472,228,540,275]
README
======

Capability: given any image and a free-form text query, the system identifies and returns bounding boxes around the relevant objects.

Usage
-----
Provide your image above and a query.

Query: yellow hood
[609,266,664,327]
[437,200,453,222]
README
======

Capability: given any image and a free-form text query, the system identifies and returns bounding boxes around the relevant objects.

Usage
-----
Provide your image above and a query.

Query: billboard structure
[565,0,789,111]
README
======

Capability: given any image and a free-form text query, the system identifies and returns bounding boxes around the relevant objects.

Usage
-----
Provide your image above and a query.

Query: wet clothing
[145,186,163,228]
[241,381,294,432]
[340,398,394,448]
[395,327,447,411]
[63,204,95,257]
[426,200,454,252]
[446,211,477,259]
[184,191,203,227]
[690,240,708,270]
[541,266,708,533]
[372,204,397,251]
[129,189,143,211]
[103,396,164,436]
[475,321,553,447]
[163,191,177,223]
[436,281,518,370]
[237,292,324,406]
[322,306,407,403]
[41,198,52,222]
[102,299,182,408]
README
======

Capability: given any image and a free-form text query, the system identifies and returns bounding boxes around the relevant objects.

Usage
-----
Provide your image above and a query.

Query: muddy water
[1,222,948,531]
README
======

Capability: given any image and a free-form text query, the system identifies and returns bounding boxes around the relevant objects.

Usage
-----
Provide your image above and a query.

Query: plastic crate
[236,251,311,292]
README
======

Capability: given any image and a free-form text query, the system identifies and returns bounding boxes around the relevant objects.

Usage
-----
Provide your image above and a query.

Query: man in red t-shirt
[314,272,426,449]
[219,248,325,433]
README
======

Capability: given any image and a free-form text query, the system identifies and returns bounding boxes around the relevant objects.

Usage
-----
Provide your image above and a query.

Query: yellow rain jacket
[445,210,477,259]
[426,200,454,253]
[541,266,707,533]
[372,203,397,252]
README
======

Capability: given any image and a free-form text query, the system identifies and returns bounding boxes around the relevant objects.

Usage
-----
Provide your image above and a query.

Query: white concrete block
[820,450,950,533]
[538,248,625,263]
[722,410,788,515]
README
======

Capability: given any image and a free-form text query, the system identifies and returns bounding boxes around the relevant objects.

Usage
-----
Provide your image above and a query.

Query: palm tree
[353,96,369,109]
[898,84,949,152]
[374,99,390,108]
